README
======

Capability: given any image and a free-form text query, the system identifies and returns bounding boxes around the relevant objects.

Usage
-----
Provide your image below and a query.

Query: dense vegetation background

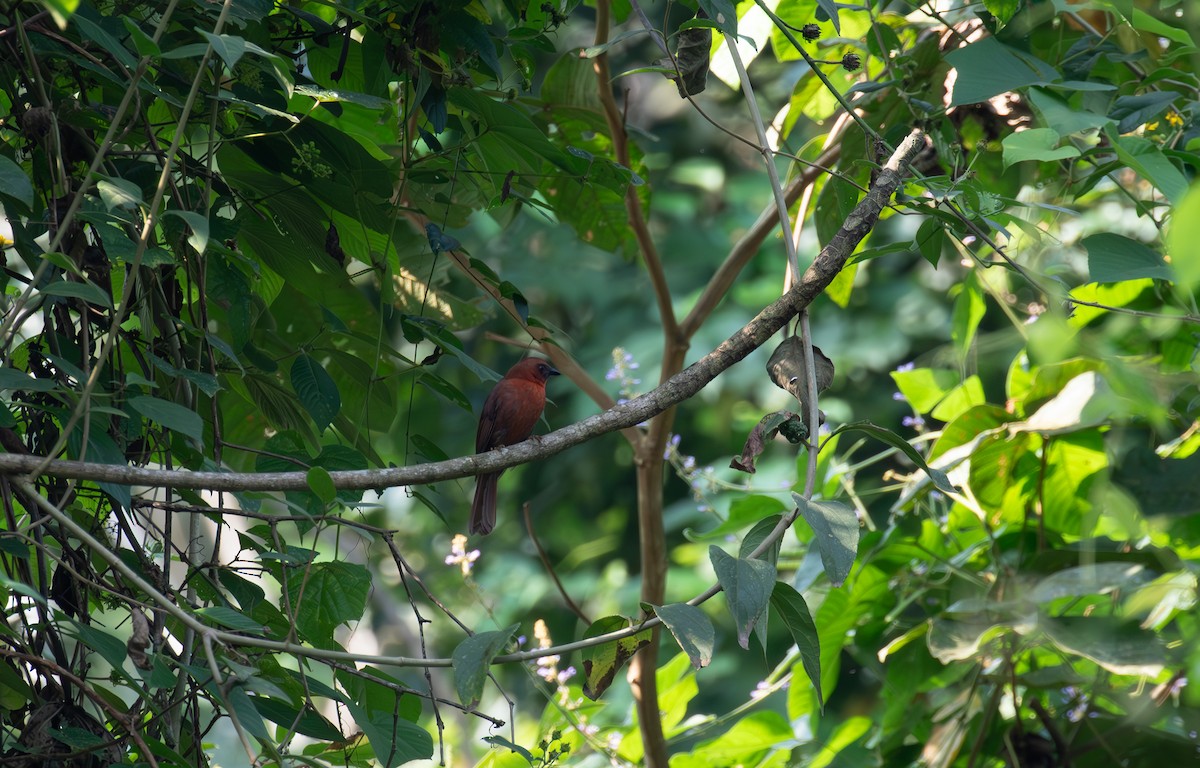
[0,0,1198,766]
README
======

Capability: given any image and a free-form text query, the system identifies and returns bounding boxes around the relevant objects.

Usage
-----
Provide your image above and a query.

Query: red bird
[471,358,560,535]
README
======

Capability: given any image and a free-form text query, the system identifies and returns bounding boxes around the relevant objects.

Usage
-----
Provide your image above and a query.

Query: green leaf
[225,686,271,742]
[127,394,204,443]
[41,0,80,28]
[1032,563,1154,604]
[709,546,776,649]
[252,698,343,740]
[70,623,127,670]
[0,156,33,209]
[1039,615,1166,677]
[1167,182,1200,289]
[290,354,341,432]
[0,367,57,392]
[1001,128,1080,167]
[652,603,715,669]
[771,582,822,707]
[121,17,160,57]
[40,280,113,309]
[669,711,793,768]
[1027,88,1112,135]
[444,11,502,81]
[1082,233,1173,282]
[688,494,786,541]
[285,561,370,646]
[199,31,247,69]
[1014,372,1113,435]
[305,466,336,505]
[449,88,571,171]
[581,616,653,700]
[983,0,1019,23]
[70,12,136,68]
[915,217,945,266]
[1110,132,1189,205]
[792,496,859,587]
[739,514,783,565]
[97,177,143,210]
[891,367,959,414]
[1130,8,1194,46]
[453,624,519,708]
[951,272,986,362]
[929,375,986,423]
[1110,91,1180,134]
[195,606,267,634]
[340,667,434,763]
[829,421,958,494]
[945,37,1057,106]
[165,210,210,254]
[927,618,1007,663]
[697,0,737,37]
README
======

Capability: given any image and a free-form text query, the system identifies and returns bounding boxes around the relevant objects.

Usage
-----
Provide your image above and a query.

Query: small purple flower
[896,362,915,373]
[892,391,906,401]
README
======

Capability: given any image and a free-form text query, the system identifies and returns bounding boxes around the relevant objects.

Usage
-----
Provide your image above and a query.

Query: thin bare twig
[524,503,591,624]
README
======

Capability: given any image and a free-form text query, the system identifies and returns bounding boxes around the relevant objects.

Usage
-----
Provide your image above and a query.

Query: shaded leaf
[1039,615,1166,676]
[195,606,268,634]
[305,466,336,505]
[740,515,783,565]
[40,280,113,309]
[285,561,370,646]
[771,582,822,707]
[0,156,33,209]
[652,603,715,669]
[128,394,204,443]
[290,354,341,432]
[709,546,776,649]
[1082,233,1172,282]
[453,624,519,708]
[792,496,859,587]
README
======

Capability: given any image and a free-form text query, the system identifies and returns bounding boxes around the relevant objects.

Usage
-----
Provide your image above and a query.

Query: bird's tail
[470,473,498,535]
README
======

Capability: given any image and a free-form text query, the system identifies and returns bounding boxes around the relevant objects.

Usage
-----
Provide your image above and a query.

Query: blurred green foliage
[0,0,1197,766]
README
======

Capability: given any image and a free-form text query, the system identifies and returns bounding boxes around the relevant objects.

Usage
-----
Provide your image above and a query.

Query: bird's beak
[548,366,561,376]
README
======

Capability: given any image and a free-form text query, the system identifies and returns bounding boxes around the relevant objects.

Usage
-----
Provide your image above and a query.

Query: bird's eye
[538,364,550,376]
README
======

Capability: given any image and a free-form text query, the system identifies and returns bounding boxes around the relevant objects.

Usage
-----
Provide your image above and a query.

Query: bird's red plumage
[470,358,559,535]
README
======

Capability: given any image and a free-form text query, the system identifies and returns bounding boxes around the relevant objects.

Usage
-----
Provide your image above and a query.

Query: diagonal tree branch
[4,131,925,675]
[0,131,927,496]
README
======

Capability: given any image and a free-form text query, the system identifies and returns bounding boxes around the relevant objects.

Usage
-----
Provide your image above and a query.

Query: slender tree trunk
[630,450,669,766]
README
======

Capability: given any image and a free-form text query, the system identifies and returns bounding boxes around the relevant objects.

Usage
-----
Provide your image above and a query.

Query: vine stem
[29,0,235,480]
[725,28,823,502]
